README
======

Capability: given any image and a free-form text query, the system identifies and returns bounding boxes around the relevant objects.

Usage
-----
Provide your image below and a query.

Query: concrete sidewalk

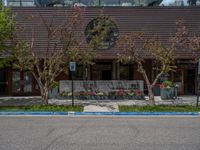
[0,95,198,112]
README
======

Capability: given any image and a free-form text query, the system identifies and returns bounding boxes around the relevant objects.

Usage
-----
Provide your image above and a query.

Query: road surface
[0,116,200,150]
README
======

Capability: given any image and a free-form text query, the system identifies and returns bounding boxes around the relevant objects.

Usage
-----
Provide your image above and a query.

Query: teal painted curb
[0,111,199,116]
[75,112,199,116]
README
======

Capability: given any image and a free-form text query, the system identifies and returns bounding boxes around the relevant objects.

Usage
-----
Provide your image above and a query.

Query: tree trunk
[148,87,155,105]
[41,87,49,105]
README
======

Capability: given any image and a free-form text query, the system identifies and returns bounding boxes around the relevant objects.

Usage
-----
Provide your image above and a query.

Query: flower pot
[161,88,174,100]
[153,86,161,96]
[48,87,58,98]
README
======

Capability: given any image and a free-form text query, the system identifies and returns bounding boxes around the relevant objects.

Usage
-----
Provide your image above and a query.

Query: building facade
[0,1,200,96]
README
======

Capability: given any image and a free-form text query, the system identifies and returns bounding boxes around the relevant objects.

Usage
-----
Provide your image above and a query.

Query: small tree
[13,7,94,105]
[0,4,15,67]
[117,33,176,105]
[174,20,200,55]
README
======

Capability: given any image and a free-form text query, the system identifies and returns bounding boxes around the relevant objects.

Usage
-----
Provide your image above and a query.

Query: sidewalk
[0,96,198,112]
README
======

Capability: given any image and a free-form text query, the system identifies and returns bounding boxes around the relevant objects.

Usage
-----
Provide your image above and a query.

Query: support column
[116,62,120,80]
[112,61,116,80]
[87,65,91,80]
[7,67,12,96]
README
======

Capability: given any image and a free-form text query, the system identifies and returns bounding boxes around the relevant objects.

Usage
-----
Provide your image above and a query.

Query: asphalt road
[0,116,200,150]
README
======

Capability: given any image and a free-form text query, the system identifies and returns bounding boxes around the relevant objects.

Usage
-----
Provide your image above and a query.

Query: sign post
[69,62,76,107]
[197,59,200,107]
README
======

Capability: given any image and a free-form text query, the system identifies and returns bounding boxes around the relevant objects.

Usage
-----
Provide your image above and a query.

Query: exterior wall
[1,7,199,96]
[55,72,69,81]
[12,7,200,59]
[0,59,197,96]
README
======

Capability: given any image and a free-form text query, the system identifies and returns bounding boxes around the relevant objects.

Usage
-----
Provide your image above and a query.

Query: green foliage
[162,80,174,88]
[119,105,200,112]
[85,13,119,50]
[0,105,84,112]
[12,41,34,70]
[0,4,16,68]
[51,81,59,89]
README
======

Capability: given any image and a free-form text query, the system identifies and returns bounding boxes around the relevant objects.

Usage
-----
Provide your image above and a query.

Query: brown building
[0,1,200,96]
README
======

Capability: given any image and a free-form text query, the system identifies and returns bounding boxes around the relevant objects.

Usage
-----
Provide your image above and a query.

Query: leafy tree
[0,4,15,68]
[117,33,176,105]
[13,7,94,105]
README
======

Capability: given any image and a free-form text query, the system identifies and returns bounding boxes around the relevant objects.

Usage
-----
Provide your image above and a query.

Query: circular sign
[85,16,119,50]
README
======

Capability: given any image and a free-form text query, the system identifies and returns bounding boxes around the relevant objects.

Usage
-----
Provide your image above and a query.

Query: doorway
[172,69,184,95]
[91,62,112,80]
[102,70,112,80]
[12,71,33,95]
[184,69,195,95]
[0,69,8,96]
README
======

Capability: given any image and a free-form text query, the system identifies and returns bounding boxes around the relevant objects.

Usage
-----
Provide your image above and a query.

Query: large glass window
[12,71,33,95]
[73,65,84,80]
[85,16,119,50]
[3,0,200,8]
[120,64,131,80]
[6,0,35,6]
[24,71,32,93]
[100,0,120,6]
[64,0,78,6]
[80,0,99,6]
[120,0,134,6]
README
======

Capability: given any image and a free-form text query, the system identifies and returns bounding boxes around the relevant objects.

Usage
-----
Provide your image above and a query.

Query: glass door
[0,69,8,95]
[12,71,33,95]
[12,71,21,95]
[23,71,32,94]
[173,69,184,95]
[91,62,112,80]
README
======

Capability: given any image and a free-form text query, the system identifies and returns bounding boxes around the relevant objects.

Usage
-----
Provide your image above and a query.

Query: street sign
[69,61,76,72]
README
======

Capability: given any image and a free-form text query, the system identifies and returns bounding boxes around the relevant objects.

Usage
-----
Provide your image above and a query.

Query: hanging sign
[69,62,76,72]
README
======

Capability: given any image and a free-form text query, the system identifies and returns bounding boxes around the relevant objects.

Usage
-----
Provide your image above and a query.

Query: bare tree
[174,20,200,55]
[117,33,176,105]
[13,7,94,105]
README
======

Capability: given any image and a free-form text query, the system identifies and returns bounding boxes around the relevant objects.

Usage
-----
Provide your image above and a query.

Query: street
[0,116,200,150]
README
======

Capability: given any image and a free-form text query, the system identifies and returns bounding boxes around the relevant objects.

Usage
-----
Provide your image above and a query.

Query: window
[120,0,134,6]
[64,0,78,6]
[80,0,99,6]
[100,0,119,6]
[4,0,200,6]
[6,0,35,6]
[120,65,131,80]
[73,65,84,80]
[85,16,119,50]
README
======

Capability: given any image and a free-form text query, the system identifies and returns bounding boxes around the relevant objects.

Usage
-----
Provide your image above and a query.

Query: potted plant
[49,81,59,98]
[160,80,174,100]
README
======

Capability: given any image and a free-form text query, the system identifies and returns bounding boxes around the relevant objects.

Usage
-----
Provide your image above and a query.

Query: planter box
[161,88,174,100]
[49,87,58,98]
[153,86,161,96]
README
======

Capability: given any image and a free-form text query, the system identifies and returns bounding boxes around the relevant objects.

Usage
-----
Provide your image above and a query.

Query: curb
[75,112,200,116]
[0,112,199,116]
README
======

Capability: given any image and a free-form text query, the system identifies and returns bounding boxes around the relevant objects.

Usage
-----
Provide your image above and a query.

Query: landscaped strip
[118,105,200,112]
[0,105,83,112]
